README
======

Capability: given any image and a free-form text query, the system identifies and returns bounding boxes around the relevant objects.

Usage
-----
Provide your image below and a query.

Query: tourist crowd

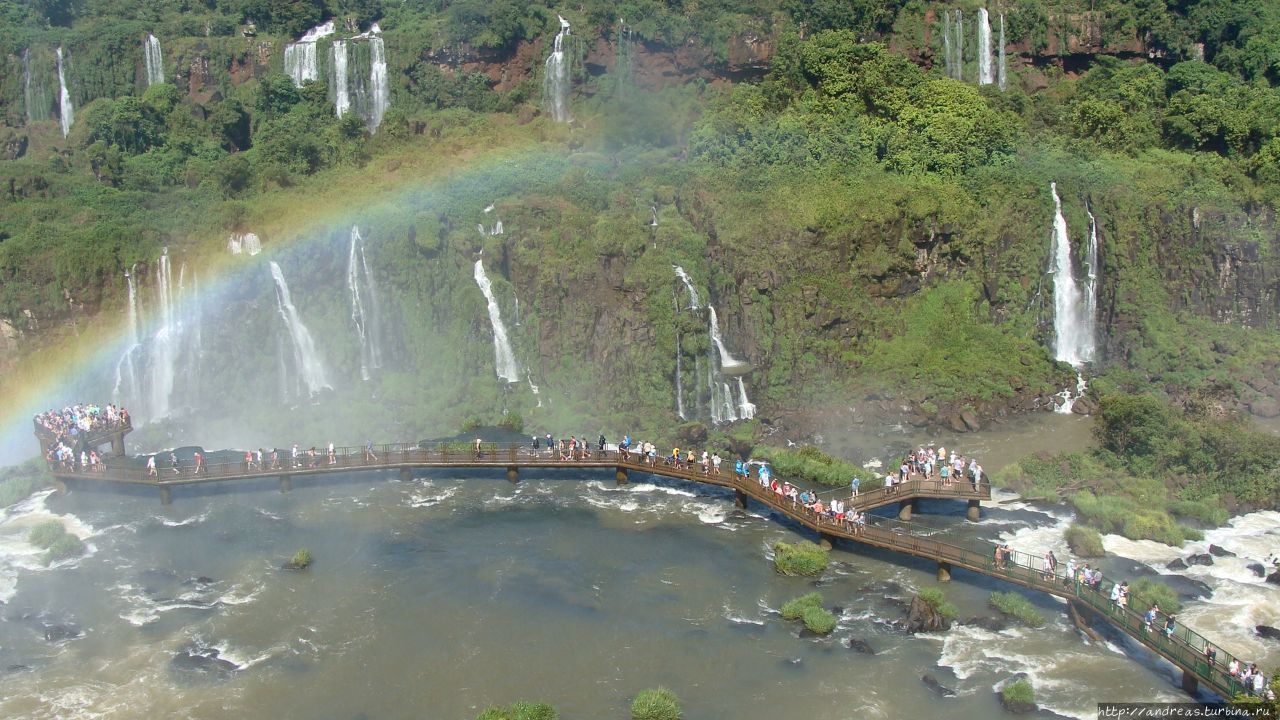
[37,402,130,473]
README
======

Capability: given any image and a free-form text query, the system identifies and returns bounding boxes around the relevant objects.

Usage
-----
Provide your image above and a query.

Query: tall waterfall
[111,270,141,410]
[227,232,261,255]
[1085,207,1100,321]
[331,41,350,117]
[735,377,756,420]
[707,306,753,424]
[144,34,164,86]
[542,15,572,123]
[23,49,49,124]
[675,331,686,420]
[673,265,701,309]
[1049,183,1095,367]
[347,226,383,381]
[997,14,1008,91]
[56,47,73,137]
[943,10,964,81]
[708,306,749,376]
[367,30,389,132]
[473,258,520,383]
[178,264,203,409]
[284,20,335,87]
[977,9,994,85]
[269,261,331,396]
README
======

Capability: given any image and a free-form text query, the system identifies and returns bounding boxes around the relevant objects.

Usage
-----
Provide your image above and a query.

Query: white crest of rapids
[473,258,521,383]
[269,261,331,396]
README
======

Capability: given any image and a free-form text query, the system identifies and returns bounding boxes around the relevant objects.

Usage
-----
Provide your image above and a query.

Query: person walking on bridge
[850,476,860,498]
[170,452,180,475]
[365,440,378,462]
[146,455,157,478]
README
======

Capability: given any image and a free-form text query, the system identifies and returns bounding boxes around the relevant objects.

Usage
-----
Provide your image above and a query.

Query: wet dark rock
[1248,562,1267,577]
[1166,558,1188,571]
[847,638,876,655]
[1186,553,1214,567]
[922,674,956,697]
[1256,625,1280,642]
[184,576,216,586]
[965,615,1010,632]
[998,691,1037,714]
[1208,545,1235,558]
[1267,570,1280,586]
[5,664,32,673]
[170,646,238,678]
[904,594,951,634]
[42,624,80,642]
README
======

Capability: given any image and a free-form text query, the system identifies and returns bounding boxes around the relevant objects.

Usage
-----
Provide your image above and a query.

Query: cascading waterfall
[111,270,141,409]
[283,20,335,87]
[148,251,177,419]
[56,47,73,137]
[708,306,750,376]
[735,378,756,420]
[707,306,752,424]
[998,14,1008,91]
[977,9,993,85]
[675,331,686,420]
[473,258,521,383]
[673,265,701,309]
[347,226,383,381]
[331,41,350,117]
[23,49,50,124]
[144,33,164,86]
[542,16,572,123]
[1085,208,1100,321]
[227,232,262,255]
[269,261,331,397]
[943,10,964,81]
[275,335,290,403]
[177,265,202,410]
[367,29,389,132]
[1049,183,1097,412]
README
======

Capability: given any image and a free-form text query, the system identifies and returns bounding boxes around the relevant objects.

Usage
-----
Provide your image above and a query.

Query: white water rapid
[542,16,572,123]
[284,20,335,87]
[144,34,164,86]
[56,47,73,137]
[331,41,350,117]
[998,14,1008,91]
[269,261,331,397]
[347,226,383,381]
[473,259,521,383]
[977,9,993,85]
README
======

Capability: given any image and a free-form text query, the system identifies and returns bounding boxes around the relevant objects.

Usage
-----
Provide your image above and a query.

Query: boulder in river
[965,615,1010,632]
[1186,553,1214,567]
[904,594,952,634]
[1247,562,1267,577]
[1208,545,1235,558]
[170,646,238,678]
[1267,570,1280,586]
[922,674,956,697]
[847,638,876,655]
[1166,558,1188,571]
[42,624,80,642]
[1257,625,1280,642]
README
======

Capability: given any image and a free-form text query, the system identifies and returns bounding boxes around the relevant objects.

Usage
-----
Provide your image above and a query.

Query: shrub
[917,587,958,618]
[287,548,312,570]
[476,704,557,720]
[989,591,1046,627]
[752,445,873,489]
[1128,578,1181,615]
[1167,499,1228,526]
[497,412,524,433]
[28,520,66,548]
[631,687,681,720]
[773,540,829,576]
[43,534,86,565]
[1001,679,1035,706]
[801,605,838,634]
[781,592,824,620]
[460,415,484,433]
[1065,524,1105,557]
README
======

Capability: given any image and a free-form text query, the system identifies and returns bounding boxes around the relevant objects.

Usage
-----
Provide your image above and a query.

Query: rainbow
[0,123,577,465]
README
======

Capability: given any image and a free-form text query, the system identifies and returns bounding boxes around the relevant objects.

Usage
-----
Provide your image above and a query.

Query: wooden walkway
[49,440,1246,699]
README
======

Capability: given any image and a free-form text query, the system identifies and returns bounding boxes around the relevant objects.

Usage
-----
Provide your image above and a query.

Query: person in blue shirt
[850,476,861,497]
[735,459,744,477]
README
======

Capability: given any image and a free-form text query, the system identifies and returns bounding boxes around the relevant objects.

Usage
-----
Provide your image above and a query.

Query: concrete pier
[734,489,748,509]
[279,476,292,493]
[159,485,172,506]
[898,498,916,521]
[616,467,629,485]
[506,466,519,484]
[937,561,952,582]
[967,498,981,522]
[399,467,412,482]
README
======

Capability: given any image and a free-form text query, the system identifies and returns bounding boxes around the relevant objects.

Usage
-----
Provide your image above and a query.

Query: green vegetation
[27,519,85,565]
[0,460,50,508]
[917,587,958,619]
[1065,524,1105,558]
[780,591,839,631]
[753,445,876,489]
[1127,578,1181,615]
[1001,679,1036,707]
[772,540,828,577]
[780,591,824,620]
[989,591,1046,628]
[631,687,681,720]
[476,702,558,720]
[286,548,312,570]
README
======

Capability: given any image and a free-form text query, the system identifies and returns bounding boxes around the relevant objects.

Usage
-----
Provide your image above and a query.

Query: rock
[1166,558,1188,571]
[1208,544,1235,558]
[922,674,956,697]
[965,615,1010,632]
[904,594,952,634]
[847,638,876,655]
[42,624,80,642]
[1256,625,1280,642]
[1248,562,1267,577]
[946,413,969,434]
[1267,570,1280,586]
[170,646,238,678]
[1247,398,1280,418]
[960,410,981,432]
[1186,553,1214,566]
[998,691,1037,714]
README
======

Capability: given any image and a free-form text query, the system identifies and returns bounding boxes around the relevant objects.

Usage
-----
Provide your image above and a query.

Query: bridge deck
[49,442,1242,699]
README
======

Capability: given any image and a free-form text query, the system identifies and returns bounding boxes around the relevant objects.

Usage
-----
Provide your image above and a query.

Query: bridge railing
[34,417,132,447]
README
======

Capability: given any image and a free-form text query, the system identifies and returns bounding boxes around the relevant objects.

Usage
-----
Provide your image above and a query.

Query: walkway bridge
[47,440,1247,700]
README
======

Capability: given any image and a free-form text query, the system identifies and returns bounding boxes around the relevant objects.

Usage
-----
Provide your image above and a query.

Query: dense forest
[2,0,1280,541]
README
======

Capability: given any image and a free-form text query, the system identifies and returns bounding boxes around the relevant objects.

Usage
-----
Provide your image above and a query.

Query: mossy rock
[1065,524,1105,558]
[631,687,681,720]
[999,679,1036,713]
[284,548,312,570]
[773,540,829,577]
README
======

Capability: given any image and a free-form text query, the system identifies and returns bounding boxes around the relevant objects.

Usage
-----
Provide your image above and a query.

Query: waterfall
[1049,183,1095,367]
[675,331,686,420]
[112,270,142,409]
[284,20,335,87]
[367,29,389,132]
[977,9,993,85]
[542,15,572,123]
[269,261,331,396]
[23,49,49,124]
[649,206,659,227]
[673,265,701,309]
[528,372,542,408]
[1085,208,1100,322]
[148,251,177,420]
[735,377,756,420]
[332,41,350,117]
[708,306,751,424]
[144,34,164,86]
[56,47,73,138]
[473,258,521,383]
[998,14,1008,91]
[276,335,290,403]
[347,226,383,380]
[708,306,749,375]
[943,10,964,81]
[178,266,202,410]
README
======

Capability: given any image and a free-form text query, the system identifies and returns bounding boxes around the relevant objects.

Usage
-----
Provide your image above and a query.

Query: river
[0,413,1276,719]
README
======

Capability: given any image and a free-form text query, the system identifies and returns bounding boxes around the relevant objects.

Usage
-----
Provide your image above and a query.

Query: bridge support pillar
[967,499,981,522]
[399,467,412,482]
[279,476,292,493]
[506,466,519,484]
[734,490,748,509]
[159,486,172,507]
[818,534,836,551]
[937,562,952,583]
[53,478,68,496]
[898,499,916,521]
[110,433,126,457]
[1180,670,1198,696]
[615,467,629,485]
